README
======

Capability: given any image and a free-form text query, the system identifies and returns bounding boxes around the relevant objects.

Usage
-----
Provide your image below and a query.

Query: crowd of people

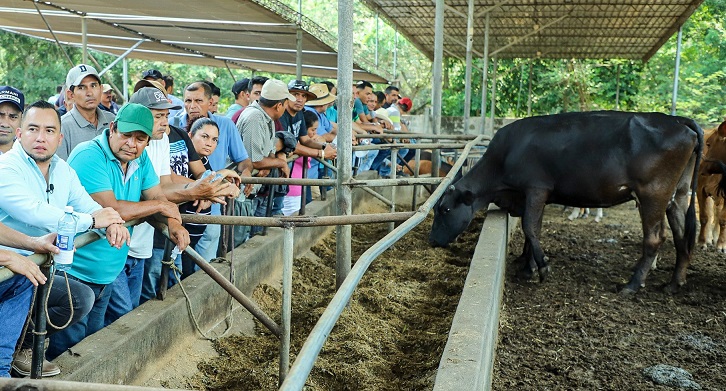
[0,64,414,379]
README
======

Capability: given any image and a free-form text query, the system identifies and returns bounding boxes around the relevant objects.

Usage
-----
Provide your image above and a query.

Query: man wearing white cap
[237,79,295,235]
[98,84,119,115]
[58,64,115,160]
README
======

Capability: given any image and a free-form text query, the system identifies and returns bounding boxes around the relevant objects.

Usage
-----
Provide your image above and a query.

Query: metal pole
[296,0,303,80]
[81,16,88,64]
[375,13,379,69]
[488,56,498,135]
[279,227,294,384]
[393,27,399,81]
[671,26,683,115]
[615,63,621,110]
[122,58,129,102]
[516,61,525,116]
[99,40,144,77]
[411,148,421,210]
[150,222,281,336]
[463,0,475,134]
[30,263,51,379]
[336,0,354,289]
[431,0,445,186]
[527,58,533,116]
[480,13,490,134]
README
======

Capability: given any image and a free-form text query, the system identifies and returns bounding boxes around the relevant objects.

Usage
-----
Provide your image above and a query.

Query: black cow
[429,111,704,295]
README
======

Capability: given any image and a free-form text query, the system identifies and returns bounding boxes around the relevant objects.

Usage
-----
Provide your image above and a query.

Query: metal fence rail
[280,135,484,390]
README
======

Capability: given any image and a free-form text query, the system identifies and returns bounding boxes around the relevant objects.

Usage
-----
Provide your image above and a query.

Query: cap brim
[307,94,336,106]
[71,74,100,87]
[290,89,318,101]
[148,101,182,110]
[116,120,152,137]
[0,99,23,113]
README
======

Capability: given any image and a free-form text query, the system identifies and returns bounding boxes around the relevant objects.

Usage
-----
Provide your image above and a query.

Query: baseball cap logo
[79,65,87,72]
[153,91,165,102]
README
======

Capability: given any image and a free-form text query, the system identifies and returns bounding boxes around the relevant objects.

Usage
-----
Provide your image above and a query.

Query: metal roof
[0,0,389,82]
[361,0,704,62]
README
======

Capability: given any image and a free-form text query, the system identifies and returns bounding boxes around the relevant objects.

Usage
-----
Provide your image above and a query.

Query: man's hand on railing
[157,201,184,225]
[192,199,213,213]
[279,158,291,178]
[0,250,46,286]
[91,207,125,229]
[105,223,130,249]
[189,174,232,205]
[323,144,337,160]
[168,220,190,251]
[27,232,60,256]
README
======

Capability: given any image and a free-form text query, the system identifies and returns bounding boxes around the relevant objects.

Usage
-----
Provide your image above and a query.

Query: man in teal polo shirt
[50,103,190,357]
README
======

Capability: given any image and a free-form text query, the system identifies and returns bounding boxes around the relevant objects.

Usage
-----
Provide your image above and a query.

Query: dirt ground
[187,211,485,391]
[493,202,726,390]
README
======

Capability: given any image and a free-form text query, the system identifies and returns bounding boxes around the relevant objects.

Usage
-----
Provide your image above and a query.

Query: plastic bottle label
[55,234,74,265]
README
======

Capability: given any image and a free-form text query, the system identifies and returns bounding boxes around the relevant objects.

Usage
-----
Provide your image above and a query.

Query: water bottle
[55,206,78,272]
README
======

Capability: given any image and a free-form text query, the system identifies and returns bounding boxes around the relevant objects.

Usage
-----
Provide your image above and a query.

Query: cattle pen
[0,131,518,390]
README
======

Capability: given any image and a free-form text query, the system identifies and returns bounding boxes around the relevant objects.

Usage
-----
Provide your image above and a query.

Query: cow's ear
[718,121,726,137]
[460,190,475,206]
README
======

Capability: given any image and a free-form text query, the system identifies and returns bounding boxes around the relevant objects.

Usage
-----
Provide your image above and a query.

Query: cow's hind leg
[620,197,669,295]
[522,190,550,282]
[515,237,537,280]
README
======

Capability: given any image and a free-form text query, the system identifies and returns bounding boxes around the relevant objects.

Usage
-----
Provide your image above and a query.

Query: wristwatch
[321,142,327,150]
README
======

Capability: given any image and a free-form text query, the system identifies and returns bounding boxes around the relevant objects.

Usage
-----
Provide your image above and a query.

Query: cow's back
[473,111,700,207]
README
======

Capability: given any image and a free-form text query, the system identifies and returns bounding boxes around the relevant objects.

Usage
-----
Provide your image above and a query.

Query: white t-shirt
[127,133,172,259]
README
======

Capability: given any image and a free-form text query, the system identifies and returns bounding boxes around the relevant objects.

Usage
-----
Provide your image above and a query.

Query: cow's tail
[685,119,703,255]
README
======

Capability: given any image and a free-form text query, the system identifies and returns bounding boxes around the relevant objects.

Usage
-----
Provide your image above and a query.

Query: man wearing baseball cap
[0,85,24,155]
[123,87,235,307]
[141,69,164,85]
[237,79,297,234]
[59,64,115,160]
[51,103,190,356]
[225,78,250,119]
[99,84,119,115]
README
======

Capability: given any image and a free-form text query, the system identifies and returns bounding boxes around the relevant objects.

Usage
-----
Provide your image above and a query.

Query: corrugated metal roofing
[361,0,704,61]
[0,0,390,82]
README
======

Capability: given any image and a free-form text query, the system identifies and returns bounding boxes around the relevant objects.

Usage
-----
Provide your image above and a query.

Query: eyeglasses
[287,80,308,91]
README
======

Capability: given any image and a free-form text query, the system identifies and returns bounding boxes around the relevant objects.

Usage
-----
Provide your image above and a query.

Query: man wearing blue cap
[0,85,24,155]
[49,103,190,358]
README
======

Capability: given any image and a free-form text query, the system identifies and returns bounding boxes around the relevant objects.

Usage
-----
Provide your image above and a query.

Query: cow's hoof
[618,285,638,297]
[517,266,536,281]
[662,282,683,295]
[538,265,551,282]
[594,217,601,223]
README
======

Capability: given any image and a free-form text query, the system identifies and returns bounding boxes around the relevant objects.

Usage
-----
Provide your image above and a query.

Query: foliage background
[1,0,725,126]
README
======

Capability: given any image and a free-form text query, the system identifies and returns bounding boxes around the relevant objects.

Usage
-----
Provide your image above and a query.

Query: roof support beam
[98,39,145,76]
[475,0,511,18]
[480,13,490,134]
[489,12,570,57]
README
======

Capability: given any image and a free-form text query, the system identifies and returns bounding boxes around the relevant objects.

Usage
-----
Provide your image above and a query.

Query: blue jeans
[0,275,33,377]
[250,195,270,236]
[196,224,220,261]
[46,275,111,360]
[140,248,182,304]
[104,256,144,327]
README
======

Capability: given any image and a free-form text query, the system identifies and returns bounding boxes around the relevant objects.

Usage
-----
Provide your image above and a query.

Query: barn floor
[494,201,726,390]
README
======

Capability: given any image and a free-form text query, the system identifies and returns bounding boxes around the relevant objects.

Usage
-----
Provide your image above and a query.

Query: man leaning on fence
[0,100,130,374]
[48,103,190,358]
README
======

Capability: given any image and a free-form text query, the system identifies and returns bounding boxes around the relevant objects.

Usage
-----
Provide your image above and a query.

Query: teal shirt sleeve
[68,144,114,195]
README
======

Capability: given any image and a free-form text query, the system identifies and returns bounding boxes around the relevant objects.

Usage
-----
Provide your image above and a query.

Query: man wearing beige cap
[59,64,115,160]
[99,84,119,115]
[237,79,296,235]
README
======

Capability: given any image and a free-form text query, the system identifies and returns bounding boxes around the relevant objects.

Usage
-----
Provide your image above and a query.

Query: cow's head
[429,184,476,247]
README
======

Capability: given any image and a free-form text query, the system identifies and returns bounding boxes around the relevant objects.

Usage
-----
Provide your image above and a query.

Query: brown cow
[697,122,726,251]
